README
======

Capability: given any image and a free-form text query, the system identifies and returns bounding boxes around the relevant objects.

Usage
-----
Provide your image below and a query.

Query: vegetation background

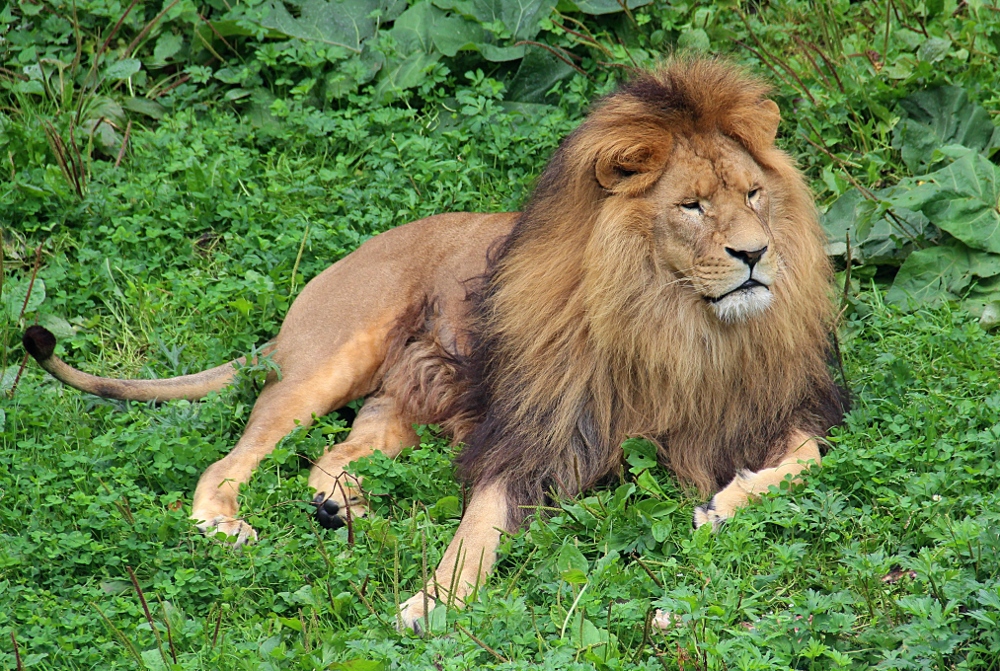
[3,0,1000,668]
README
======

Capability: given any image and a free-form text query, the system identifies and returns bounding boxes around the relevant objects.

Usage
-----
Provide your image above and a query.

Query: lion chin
[23,57,848,634]
[707,282,774,323]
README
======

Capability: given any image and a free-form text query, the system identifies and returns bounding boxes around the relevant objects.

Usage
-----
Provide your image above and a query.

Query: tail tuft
[23,325,56,361]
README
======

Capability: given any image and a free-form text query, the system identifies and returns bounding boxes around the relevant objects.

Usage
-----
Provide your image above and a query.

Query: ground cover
[2,0,1000,668]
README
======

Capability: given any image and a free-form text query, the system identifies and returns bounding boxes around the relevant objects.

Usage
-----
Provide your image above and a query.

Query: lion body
[25,58,845,629]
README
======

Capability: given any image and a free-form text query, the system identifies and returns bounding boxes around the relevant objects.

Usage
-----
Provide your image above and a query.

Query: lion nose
[726,245,767,269]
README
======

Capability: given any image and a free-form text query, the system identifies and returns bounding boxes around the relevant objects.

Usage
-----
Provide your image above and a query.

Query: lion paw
[196,515,258,547]
[311,492,366,530]
[692,500,727,532]
[397,592,437,634]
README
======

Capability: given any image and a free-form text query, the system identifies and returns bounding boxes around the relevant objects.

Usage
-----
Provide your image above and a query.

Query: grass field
[3,0,1000,668]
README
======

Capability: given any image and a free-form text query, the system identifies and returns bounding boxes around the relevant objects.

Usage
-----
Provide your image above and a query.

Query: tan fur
[24,58,842,633]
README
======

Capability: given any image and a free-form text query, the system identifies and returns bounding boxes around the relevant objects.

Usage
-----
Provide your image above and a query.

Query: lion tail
[22,325,251,402]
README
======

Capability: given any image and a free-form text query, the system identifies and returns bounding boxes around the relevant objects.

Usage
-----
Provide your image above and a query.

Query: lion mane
[440,58,846,526]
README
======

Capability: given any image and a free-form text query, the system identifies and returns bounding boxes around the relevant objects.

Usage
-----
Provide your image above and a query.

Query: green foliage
[4,0,1000,668]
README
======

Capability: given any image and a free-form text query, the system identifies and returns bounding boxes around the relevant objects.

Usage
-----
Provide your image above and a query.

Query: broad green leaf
[561,0,652,14]
[0,365,19,395]
[431,17,486,57]
[434,0,557,41]
[505,47,575,103]
[478,42,525,61]
[822,187,933,266]
[372,51,441,102]
[892,86,1000,174]
[122,97,166,119]
[36,313,75,339]
[329,661,384,671]
[561,567,588,584]
[917,36,951,63]
[3,278,46,320]
[556,542,589,575]
[152,32,184,64]
[892,152,1000,253]
[979,301,1000,329]
[677,27,710,51]
[429,495,461,520]
[622,437,657,475]
[886,242,1000,308]
[391,3,442,54]
[103,58,141,81]
[257,0,386,52]
[651,519,672,542]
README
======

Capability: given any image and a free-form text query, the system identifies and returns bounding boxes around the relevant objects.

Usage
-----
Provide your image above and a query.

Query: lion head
[456,58,843,520]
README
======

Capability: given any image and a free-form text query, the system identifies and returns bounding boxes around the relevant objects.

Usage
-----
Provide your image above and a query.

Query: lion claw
[692,501,726,531]
[196,515,258,547]
[398,592,437,633]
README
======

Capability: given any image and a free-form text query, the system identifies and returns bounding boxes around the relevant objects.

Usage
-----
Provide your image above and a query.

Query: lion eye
[680,201,703,214]
[747,187,761,203]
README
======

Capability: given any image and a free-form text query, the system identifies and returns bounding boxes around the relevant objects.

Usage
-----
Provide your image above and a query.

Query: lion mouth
[706,279,768,304]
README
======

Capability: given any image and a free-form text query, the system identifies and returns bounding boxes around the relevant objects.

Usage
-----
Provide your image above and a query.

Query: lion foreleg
[397,480,509,633]
[693,430,820,530]
[309,395,418,528]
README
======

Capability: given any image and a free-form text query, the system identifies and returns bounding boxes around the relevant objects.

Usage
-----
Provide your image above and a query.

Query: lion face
[648,134,778,323]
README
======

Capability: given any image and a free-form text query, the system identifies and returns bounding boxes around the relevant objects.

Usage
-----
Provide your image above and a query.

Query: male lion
[24,58,845,631]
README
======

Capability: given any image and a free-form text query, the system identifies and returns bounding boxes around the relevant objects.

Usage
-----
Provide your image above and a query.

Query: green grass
[4,0,1000,668]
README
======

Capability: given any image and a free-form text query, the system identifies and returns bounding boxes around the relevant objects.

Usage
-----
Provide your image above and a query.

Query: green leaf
[505,46,575,103]
[561,567,588,584]
[103,58,142,81]
[391,3,443,54]
[892,151,1000,253]
[122,97,166,119]
[886,242,1000,309]
[36,313,75,339]
[431,17,486,57]
[152,32,184,64]
[429,495,461,521]
[917,37,951,63]
[478,42,525,61]
[434,0,557,41]
[978,301,1000,329]
[556,542,589,575]
[562,0,652,14]
[0,365,19,395]
[893,86,999,174]
[3,278,46,320]
[329,662,384,671]
[372,51,441,102]
[822,187,933,266]
[651,519,672,543]
[622,437,657,475]
[677,27,710,51]
[257,0,386,52]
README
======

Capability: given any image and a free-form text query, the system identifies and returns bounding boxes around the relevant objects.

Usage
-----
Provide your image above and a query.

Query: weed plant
[2,0,1000,668]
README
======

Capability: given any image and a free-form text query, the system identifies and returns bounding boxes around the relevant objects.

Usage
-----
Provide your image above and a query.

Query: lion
[23,57,845,631]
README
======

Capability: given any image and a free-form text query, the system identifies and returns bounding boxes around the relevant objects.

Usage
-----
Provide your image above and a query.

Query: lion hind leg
[693,430,820,531]
[308,395,419,529]
[192,328,388,545]
[398,480,509,633]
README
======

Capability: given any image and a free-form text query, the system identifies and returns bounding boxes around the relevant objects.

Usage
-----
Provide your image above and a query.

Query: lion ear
[757,99,781,146]
[726,99,781,153]
[595,135,672,195]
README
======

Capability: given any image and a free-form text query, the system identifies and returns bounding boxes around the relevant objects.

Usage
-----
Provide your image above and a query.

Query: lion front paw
[311,492,367,530]
[195,515,258,547]
[692,500,727,531]
[397,592,438,634]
